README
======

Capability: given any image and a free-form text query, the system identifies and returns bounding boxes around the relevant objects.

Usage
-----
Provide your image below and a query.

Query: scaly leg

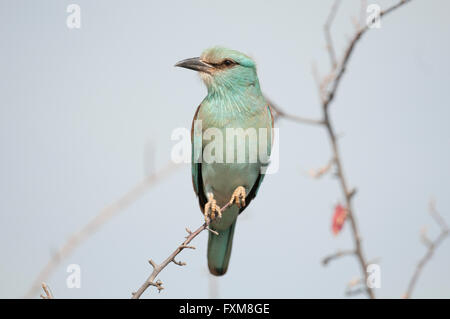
[204,192,222,225]
[229,186,246,208]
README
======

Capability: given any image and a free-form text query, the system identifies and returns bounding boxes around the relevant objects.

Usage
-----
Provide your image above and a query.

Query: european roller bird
[175,47,273,276]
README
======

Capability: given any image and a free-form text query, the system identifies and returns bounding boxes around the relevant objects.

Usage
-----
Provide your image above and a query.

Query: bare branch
[271,0,412,299]
[404,201,449,299]
[25,162,180,298]
[131,201,233,299]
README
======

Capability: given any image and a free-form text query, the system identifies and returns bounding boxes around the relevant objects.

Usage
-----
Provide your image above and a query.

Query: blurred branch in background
[271,0,413,298]
[403,200,449,298]
[131,202,232,299]
[25,161,181,298]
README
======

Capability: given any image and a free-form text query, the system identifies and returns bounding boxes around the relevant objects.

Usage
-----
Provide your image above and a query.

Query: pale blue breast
[198,107,271,230]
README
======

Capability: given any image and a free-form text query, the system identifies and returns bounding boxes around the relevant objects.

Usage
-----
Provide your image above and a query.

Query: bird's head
[175,46,260,93]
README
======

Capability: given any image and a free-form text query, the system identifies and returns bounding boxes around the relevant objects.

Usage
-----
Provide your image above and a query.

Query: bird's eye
[223,59,234,66]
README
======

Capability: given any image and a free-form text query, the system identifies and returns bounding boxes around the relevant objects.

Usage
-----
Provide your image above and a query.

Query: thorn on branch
[173,259,187,266]
[206,227,219,236]
[180,245,196,250]
[150,279,164,293]
[348,188,357,199]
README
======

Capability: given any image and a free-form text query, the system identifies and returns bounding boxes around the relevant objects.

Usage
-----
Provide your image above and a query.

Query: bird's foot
[204,193,221,225]
[229,186,246,208]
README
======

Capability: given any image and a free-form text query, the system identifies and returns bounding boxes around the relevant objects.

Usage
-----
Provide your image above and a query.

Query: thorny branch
[273,0,413,298]
[403,200,449,299]
[26,162,180,298]
[131,202,232,299]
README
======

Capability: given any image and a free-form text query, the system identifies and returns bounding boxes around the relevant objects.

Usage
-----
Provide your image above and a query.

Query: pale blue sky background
[0,0,449,298]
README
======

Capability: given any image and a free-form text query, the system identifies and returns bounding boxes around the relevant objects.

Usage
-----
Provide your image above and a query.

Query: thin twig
[324,0,342,69]
[25,162,180,298]
[131,201,232,299]
[322,249,355,266]
[429,199,449,232]
[403,201,449,299]
[40,282,53,299]
[267,97,324,126]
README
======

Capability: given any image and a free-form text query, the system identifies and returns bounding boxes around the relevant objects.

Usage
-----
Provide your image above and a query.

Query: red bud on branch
[332,204,347,235]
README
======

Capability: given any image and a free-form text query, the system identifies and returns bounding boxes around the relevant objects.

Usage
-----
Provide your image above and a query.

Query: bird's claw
[229,186,246,208]
[204,193,221,225]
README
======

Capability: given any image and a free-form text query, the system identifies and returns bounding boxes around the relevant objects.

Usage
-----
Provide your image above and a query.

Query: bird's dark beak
[175,57,213,73]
